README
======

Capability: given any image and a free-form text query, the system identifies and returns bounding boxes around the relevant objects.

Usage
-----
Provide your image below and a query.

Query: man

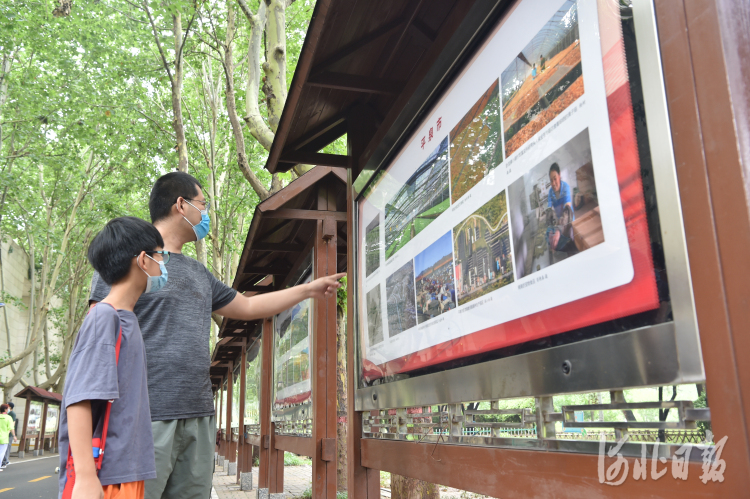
[547,162,575,252]
[1,402,15,467]
[89,172,344,499]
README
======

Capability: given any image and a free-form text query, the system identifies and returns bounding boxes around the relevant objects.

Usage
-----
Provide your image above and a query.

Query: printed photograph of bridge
[384,137,450,260]
[453,190,514,306]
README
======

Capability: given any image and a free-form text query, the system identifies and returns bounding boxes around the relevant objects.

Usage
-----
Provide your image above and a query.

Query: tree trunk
[391,475,441,499]
[172,12,188,172]
[263,0,287,133]
[336,302,347,491]
[222,2,270,200]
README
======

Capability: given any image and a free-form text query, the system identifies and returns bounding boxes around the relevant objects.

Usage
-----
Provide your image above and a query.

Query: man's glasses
[136,250,171,264]
[185,198,210,211]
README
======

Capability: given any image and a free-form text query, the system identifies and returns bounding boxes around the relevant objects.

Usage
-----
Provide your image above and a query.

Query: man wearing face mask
[89,172,344,499]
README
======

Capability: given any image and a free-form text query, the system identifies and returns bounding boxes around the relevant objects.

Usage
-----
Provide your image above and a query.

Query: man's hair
[7,402,13,409]
[549,163,561,175]
[149,172,203,223]
[0,404,7,413]
[88,217,164,285]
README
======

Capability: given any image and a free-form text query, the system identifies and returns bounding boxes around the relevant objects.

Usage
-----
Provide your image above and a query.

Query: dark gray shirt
[90,253,237,421]
[58,305,156,495]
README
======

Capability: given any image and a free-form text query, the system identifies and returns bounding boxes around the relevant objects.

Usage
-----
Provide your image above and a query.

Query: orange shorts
[102,481,145,499]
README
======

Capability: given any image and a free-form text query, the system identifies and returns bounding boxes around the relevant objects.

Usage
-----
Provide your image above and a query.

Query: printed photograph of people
[414,231,457,324]
[385,260,417,336]
[366,285,384,346]
[453,190,514,306]
[384,137,450,259]
[501,0,583,156]
[508,128,603,279]
[449,80,503,204]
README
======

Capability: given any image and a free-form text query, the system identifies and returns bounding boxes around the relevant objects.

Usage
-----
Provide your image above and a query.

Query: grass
[292,489,347,499]
[284,452,312,466]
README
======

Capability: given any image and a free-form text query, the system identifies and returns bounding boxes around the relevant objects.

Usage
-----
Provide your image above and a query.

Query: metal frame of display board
[343,0,750,496]
[352,0,702,413]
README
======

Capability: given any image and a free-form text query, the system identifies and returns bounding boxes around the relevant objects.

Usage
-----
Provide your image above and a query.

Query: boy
[1,401,15,467]
[0,404,16,470]
[59,217,167,499]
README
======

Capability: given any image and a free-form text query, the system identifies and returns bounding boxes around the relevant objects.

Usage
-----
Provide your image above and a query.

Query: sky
[414,231,454,276]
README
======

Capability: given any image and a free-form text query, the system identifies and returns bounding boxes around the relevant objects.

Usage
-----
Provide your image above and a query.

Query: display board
[272,272,312,419]
[356,0,662,383]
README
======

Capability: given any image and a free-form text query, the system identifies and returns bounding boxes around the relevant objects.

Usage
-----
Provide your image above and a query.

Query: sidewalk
[212,461,312,499]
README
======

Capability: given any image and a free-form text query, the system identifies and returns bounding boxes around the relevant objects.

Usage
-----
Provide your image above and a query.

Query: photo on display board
[508,128,602,279]
[414,231,457,324]
[366,284,384,346]
[453,190,514,306]
[385,260,417,336]
[364,215,381,277]
[384,137,450,260]
[449,79,503,204]
[501,0,583,157]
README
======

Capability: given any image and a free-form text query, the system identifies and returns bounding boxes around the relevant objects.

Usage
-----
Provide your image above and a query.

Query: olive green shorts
[145,415,216,499]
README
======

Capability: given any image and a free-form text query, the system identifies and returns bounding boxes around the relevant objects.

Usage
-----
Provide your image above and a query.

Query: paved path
[0,454,59,498]
[212,462,312,499]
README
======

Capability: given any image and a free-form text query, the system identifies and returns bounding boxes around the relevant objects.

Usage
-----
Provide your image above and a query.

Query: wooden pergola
[212,166,347,496]
[14,386,62,458]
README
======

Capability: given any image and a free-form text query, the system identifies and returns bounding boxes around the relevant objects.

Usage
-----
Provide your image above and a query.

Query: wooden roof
[210,166,347,390]
[14,386,63,405]
[265,0,498,176]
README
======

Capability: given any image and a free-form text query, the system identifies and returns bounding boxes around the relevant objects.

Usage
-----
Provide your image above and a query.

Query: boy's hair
[88,217,164,285]
[7,402,13,409]
[0,404,8,413]
[149,172,203,223]
[549,163,561,175]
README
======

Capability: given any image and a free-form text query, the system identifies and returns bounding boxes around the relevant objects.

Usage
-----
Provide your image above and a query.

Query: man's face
[178,187,207,226]
[550,170,561,194]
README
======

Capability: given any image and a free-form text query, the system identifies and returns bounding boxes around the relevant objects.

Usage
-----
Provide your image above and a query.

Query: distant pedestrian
[2,401,16,466]
[532,63,537,80]
[0,404,17,471]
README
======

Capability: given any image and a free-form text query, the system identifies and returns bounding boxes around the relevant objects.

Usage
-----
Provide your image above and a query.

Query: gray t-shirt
[90,253,237,421]
[58,305,156,495]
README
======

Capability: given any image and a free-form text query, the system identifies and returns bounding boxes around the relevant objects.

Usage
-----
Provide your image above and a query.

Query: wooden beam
[274,435,314,458]
[242,266,291,275]
[277,151,350,168]
[307,72,402,95]
[263,208,347,222]
[287,114,348,152]
[251,243,304,253]
[310,18,404,75]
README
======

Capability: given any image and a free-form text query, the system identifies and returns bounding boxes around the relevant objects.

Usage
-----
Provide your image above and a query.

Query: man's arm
[215,273,345,321]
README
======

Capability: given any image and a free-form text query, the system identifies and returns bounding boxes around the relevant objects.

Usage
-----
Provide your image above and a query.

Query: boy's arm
[67,401,104,499]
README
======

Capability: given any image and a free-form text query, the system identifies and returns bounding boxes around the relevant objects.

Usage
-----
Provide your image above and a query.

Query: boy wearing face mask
[58,217,167,499]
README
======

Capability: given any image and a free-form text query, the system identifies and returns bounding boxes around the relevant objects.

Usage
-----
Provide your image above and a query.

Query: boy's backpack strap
[92,302,122,469]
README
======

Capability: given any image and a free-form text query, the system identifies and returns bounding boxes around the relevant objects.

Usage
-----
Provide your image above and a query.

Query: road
[0,455,59,498]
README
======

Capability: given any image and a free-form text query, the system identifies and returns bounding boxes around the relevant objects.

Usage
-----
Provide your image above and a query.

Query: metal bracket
[321,438,336,462]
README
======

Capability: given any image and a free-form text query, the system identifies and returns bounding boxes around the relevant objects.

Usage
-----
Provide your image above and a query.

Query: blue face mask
[142,255,168,294]
[183,200,211,241]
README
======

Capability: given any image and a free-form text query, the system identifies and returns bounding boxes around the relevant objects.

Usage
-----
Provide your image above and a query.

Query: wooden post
[311,181,338,499]
[17,394,31,458]
[259,318,273,489]
[36,401,48,454]
[237,338,247,484]
[218,376,225,459]
[226,361,234,466]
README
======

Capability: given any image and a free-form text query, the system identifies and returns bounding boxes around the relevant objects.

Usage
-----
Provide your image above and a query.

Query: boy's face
[137,246,166,281]
[550,170,561,194]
